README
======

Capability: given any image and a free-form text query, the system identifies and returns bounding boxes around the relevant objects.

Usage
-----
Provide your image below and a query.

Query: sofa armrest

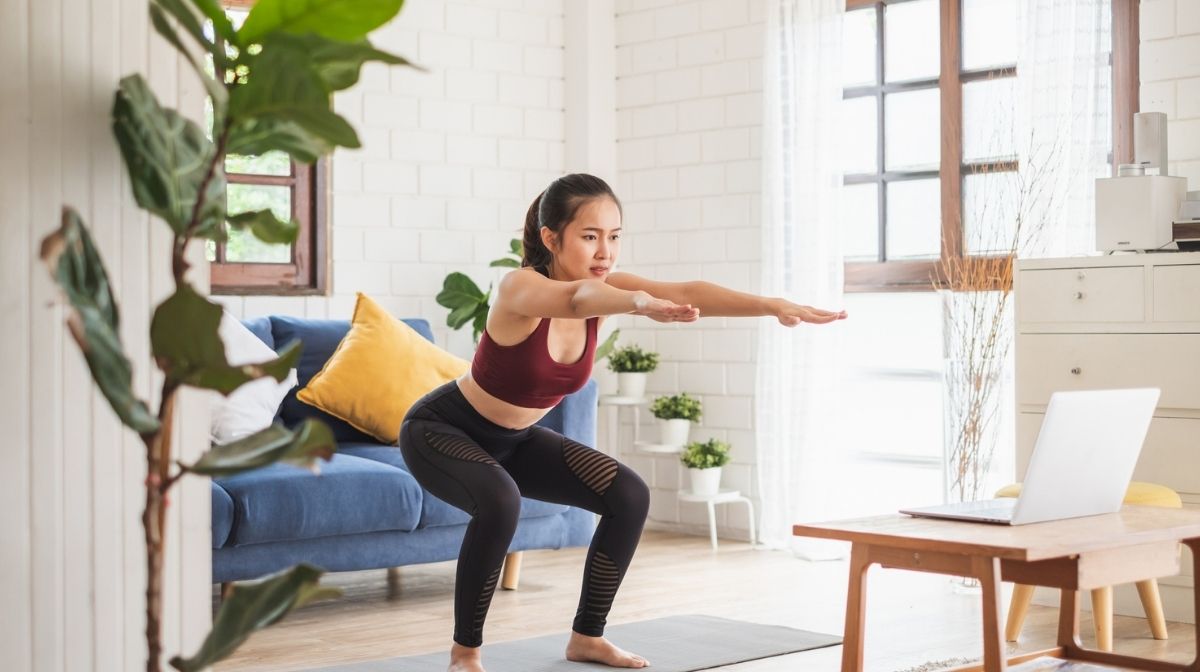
[535,378,598,447]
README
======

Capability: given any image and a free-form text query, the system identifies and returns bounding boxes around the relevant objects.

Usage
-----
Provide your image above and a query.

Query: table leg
[841,543,872,672]
[706,501,718,551]
[1186,539,1200,671]
[1057,586,1082,656]
[972,556,1007,672]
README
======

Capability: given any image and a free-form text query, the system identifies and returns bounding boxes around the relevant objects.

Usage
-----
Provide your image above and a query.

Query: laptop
[900,388,1160,526]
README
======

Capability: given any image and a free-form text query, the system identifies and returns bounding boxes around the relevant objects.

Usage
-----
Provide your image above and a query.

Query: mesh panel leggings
[398,381,650,648]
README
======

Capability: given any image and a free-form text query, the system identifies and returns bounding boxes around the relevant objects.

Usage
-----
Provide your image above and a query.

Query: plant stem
[142,379,178,672]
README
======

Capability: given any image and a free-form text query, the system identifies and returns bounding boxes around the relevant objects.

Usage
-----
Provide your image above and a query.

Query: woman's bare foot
[448,642,485,672]
[565,631,650,668]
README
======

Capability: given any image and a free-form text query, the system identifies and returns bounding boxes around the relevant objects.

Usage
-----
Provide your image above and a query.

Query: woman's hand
[632,290,701,323]
[772,299,847,326]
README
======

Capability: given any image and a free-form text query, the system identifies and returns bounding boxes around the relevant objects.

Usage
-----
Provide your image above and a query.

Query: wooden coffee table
[794,506,1200,671]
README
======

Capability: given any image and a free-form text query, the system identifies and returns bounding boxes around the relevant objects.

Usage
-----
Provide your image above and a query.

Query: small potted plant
[650,392,702,447]
[680,438,731,496]
[607,344,658,398]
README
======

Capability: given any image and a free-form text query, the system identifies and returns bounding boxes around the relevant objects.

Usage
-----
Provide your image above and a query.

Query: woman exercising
[399,173,848,672]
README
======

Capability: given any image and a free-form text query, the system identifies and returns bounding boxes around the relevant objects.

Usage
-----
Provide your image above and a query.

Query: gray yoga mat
[306,614,842,672]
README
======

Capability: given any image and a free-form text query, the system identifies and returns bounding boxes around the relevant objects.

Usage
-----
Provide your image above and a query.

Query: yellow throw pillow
[297,292,470,443]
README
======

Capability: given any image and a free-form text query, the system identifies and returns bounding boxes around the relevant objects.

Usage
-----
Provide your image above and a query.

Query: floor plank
[214,530,1196,672]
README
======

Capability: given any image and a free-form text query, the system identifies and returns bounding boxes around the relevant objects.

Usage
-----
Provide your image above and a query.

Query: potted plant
[680,438,731,496]
[650,392,702,446]
[607,344,658,398]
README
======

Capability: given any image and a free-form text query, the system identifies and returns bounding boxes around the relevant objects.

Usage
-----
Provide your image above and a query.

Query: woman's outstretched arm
[606,272,847,325]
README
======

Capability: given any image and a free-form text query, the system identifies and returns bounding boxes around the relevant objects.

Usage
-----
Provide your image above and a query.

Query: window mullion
[938,0,963,268]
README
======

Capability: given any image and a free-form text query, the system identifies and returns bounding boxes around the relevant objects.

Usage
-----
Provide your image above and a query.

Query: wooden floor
[214,529,1198,672]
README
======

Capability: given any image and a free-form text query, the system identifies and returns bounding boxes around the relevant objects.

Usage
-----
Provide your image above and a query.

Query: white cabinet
[1015,252,1200,623]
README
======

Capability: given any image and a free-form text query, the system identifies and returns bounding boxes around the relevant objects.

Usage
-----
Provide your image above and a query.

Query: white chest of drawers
[1015,251,1200,622]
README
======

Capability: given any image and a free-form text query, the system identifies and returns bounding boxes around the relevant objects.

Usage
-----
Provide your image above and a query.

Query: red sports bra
[471,316,599,409]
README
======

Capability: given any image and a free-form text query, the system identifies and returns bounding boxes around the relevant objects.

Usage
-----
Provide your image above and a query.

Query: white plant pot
[616,372,647,399]
[658,418,691,447]
[688,467,722,496]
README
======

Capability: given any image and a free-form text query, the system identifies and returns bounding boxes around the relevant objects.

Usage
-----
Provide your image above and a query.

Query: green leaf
[112,75,226,236]
[226,117,331,164]
[188,420,336,477]
[169,564,340,672]
[593,328,620,364]
[509,238,522,256]
[150,283,300,393]
[148,3,229,108]
[489,258,519,268]
[297,33,417,91]
[239,0,405,44]
[228,34,360,149]
[227,209,300,245]
[40,208,160,434]
[446,303,477,330]
[471,308,488,344]
[435,272,485,309]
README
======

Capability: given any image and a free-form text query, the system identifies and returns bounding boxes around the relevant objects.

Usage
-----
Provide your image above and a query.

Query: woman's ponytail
[521,191,552,276]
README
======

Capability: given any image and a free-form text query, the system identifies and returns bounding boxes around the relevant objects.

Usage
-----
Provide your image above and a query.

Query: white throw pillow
[210,312,298,445]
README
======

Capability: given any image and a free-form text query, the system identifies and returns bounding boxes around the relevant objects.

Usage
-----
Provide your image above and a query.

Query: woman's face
[541,197,622,281]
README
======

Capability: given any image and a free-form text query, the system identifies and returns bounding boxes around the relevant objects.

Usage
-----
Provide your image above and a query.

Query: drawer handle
[1070,367,1082,375]
[1073,291,1085,300]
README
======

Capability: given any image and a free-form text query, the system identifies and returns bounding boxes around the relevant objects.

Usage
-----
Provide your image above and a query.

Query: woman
[399,173,847,672]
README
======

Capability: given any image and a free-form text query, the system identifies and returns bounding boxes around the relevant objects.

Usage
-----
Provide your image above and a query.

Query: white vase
[616,372,647,399]
[688,467,722,496]
[658,418,691,446]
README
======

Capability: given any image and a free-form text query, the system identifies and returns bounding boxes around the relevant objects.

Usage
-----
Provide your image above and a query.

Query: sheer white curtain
[755,0,847,557]
[1016,0,1112,257]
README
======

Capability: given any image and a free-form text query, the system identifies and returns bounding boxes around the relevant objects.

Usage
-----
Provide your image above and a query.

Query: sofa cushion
[270,315,435,443]
[212,482,234,549]
[296,293,469,444]
[241,316,274,350]
[215,453,423,546]
[340,442,570,528]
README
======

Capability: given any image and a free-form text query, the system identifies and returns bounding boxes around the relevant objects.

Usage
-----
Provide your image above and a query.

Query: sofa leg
[220,582,234,601]
[501,551,522,591]
[387,567,401,595]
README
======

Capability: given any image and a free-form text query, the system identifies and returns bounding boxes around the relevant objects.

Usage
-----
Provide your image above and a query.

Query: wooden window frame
[841,0,1139,293]
[211,0,330,296]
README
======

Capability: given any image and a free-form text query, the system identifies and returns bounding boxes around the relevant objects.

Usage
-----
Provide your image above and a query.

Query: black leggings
[398,381,651,648]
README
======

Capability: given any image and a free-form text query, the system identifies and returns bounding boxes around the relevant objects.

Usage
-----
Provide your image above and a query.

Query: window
[206,1,329,296]
[840,0,1139,292]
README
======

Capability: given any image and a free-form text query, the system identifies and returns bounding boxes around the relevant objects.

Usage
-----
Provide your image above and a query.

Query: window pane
[841,183,879,261]
[226,151,292,176]
[226,184,293,263]
[886,178,940,260]
[205,239,217,262]
[885,88,940,171]
[843,8,877,87]
[963,170,1020,256]
[884,0,939,83]
[962,0,1018,71]
[963,76,1017,163]
[841,96,878,174]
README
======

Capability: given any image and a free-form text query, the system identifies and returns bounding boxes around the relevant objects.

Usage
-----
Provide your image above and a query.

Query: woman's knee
[609,464,651,519]
[477,476,523,530]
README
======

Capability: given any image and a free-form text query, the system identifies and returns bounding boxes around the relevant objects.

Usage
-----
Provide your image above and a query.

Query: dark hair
[522,173,622,277]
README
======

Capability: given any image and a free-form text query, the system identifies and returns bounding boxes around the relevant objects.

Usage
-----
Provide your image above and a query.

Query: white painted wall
[605,0,768,538]
[1,0,212,669]
[1140,0,1200,187]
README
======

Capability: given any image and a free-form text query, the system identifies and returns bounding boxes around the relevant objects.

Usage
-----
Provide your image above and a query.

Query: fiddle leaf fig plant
[37,1,415,670]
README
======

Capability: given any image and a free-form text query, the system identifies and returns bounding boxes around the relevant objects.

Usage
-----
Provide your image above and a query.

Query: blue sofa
[211,315,599,584]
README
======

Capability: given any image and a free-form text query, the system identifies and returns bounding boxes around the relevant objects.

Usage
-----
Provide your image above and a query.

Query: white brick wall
[1140,0,1200,189]
[218,0,566,360]
[607,0,764,538]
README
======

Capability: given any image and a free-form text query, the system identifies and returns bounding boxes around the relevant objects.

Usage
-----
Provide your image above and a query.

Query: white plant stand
[597,394,685,455]
[677,488,756,552]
